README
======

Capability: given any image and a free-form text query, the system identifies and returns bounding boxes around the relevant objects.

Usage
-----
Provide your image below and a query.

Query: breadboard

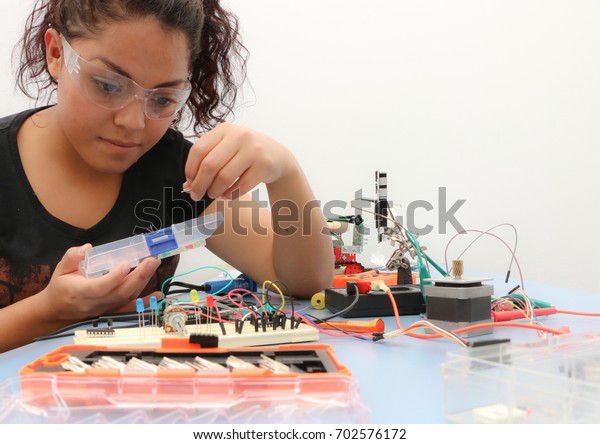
[73,322,319,348]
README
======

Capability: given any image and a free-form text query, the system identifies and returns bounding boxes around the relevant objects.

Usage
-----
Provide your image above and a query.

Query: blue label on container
[144,227,179,256]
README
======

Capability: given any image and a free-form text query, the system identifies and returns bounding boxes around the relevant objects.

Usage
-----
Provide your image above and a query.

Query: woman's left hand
[184,122,296,200]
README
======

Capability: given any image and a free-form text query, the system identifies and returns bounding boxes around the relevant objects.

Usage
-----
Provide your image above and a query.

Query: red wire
[556,309,600,317]
[385,289,567,340]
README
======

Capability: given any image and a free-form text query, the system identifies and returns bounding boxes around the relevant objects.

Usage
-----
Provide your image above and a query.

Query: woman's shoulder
[0,108,39,133]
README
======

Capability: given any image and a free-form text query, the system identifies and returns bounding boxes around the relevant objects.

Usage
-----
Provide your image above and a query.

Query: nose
[113,97,146,130]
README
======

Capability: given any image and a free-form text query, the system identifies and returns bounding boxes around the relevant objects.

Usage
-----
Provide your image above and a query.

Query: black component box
[325,284,424,318]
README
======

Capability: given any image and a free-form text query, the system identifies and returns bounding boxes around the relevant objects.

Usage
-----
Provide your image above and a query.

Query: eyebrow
[95,56,189,89]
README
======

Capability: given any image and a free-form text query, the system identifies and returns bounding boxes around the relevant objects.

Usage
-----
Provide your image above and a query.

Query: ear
[45,29,63,80]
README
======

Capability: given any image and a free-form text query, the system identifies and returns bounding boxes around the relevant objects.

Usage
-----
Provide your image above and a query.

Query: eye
[151,94,177,108]
[91,77,125,95]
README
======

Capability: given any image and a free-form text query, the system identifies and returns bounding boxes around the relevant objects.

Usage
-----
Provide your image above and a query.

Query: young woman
[0,0,333,352]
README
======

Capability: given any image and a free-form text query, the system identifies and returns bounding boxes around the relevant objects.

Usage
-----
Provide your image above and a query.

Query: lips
[101,137,141,148]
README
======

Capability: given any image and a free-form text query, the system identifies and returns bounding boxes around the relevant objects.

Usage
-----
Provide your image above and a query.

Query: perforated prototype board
[74,322,319,348]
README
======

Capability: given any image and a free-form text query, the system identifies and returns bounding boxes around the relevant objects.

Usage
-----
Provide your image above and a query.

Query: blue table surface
[1,278,599,423]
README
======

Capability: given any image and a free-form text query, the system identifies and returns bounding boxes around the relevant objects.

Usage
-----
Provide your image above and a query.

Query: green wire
[159,265,234,309]
[404,229,448,296]
[423,252,448,277]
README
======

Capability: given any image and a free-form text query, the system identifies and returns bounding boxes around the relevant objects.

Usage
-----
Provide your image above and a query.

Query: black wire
[32,331,88,341]
[44,312,142,336]
[32,311,151,341]
[164,289,198,296]
[163,280,209,296]
[303,313,371,341]
[33,321,147,342]
[313,283,361,322]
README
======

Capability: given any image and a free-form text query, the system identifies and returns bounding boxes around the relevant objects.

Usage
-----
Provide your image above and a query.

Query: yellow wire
[261,280,285,311]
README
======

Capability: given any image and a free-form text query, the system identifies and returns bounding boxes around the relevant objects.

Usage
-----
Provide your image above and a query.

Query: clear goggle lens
[61,35,191,120]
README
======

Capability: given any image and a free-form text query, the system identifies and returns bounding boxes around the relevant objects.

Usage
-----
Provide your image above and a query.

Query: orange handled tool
[318,318,385,333]
[491,307,557,322]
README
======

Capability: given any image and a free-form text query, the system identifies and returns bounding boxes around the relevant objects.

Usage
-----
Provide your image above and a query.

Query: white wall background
[2,1,599,294]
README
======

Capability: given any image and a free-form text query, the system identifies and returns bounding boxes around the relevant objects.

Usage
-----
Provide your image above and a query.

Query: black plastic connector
[85,327,115,336]
[372,332,385,342]
[467,338,511,348]
[189,333,219,348]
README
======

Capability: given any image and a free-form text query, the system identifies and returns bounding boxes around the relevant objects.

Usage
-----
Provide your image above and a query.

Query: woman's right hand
[40,244,161,321]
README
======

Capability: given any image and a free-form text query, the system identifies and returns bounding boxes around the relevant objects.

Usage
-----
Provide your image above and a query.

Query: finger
[206,151,253,199]
[184,125,227,188]
[190,139,240,200]
[55,244,92,275]
[220,164,261,200]
[110,257,161,302]
[83,260,132,298]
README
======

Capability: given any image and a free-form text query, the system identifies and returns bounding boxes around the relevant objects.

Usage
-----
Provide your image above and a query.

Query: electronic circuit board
[74,321,319,348]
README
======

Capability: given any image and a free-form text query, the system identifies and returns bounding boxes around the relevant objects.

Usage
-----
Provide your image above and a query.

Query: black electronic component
[396,257,413,285]
[189,334,219,348]
[426,294,491,322]
[467,338,511,348]
[325,284,424,318]
[374,171,388,243]
[424,277,494,337]
[85,327,115,336]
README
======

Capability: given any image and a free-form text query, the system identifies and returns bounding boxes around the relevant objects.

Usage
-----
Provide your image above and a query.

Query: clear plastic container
[1,342,368,424]
[1,374,366,423]
[80,212,223,278]
[441,332,600,423]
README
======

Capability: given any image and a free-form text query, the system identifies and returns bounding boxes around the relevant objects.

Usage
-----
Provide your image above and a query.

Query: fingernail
[190,192,200,201]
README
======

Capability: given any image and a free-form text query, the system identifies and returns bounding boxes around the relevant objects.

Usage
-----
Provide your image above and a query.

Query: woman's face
[52,17,191,174]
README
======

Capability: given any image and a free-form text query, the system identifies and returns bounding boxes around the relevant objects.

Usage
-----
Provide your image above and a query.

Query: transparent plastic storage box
[0,342,368,424]
[441,332,600,423]
[80,212,223,278]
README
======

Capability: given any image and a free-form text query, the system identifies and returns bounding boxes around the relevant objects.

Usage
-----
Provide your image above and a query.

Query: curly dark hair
[14,0,247,134]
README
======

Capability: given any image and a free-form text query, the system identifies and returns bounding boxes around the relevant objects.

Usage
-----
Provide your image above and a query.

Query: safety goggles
[60,35,192,120]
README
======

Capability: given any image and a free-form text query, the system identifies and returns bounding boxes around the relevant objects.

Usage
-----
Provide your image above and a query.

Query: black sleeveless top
[0,108,211,307]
